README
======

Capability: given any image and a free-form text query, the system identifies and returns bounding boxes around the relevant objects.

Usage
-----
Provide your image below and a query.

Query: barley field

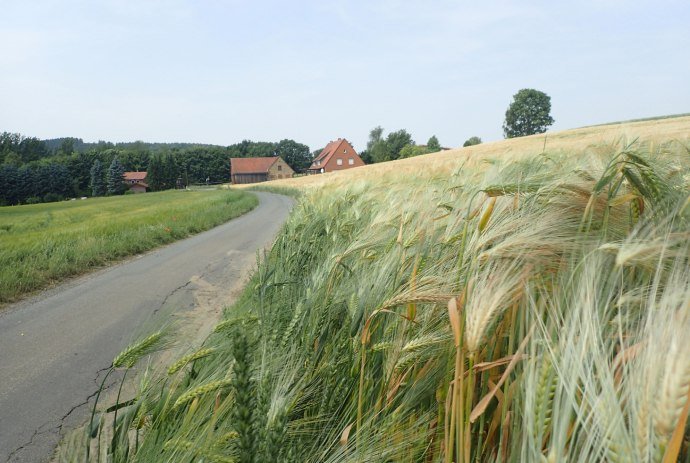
[0,190,258,305]
[61,116,690,462]
[252,114,690,192]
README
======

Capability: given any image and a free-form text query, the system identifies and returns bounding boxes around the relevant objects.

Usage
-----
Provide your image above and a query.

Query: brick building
[307,138,365,174]
[230,157,294,184]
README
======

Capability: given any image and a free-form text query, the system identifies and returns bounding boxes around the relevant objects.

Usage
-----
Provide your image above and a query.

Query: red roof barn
[308,138,365,174]
[123,171,148,193]
[230,157,295,184]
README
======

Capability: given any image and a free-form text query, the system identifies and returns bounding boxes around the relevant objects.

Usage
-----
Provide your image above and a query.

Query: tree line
[356,128,482,163]
[0,134,311,206]
[357,128,442,164]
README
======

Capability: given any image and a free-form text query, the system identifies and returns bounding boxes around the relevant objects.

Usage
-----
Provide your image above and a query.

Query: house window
[336,158,343,165]
[278,165,282,171]
[348,158,354,165]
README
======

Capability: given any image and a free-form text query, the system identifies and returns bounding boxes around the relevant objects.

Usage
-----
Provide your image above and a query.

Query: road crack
[152,279,195,315]
[5,364,116,462]
[5,418,62,463]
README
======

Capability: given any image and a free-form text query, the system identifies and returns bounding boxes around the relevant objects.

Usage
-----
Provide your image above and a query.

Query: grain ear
[662,386,690,462]
[448,297,461,348]
[340,423,354,446]
[478,196,497,233]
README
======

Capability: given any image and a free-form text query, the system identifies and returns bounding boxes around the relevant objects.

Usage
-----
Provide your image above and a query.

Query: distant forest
[41,138,221,154]
[0,133,312,205]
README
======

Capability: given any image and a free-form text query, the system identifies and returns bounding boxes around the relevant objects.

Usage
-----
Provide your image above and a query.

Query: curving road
[0,192,293,462]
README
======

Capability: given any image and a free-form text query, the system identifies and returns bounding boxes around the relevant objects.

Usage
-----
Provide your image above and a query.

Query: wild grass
[59,117,690,462]
[0,190,258,304]
[244,184,302,198]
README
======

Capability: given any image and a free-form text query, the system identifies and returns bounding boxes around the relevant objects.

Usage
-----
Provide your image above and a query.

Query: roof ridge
[313,139,340,162]
[231,156,282,174]
[311,139,349,167]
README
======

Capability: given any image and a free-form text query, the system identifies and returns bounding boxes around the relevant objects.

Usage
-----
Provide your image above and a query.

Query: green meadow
[0,190,257,304]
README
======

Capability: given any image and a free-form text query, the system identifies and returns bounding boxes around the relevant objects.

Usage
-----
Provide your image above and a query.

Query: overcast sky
[1,0,688,151]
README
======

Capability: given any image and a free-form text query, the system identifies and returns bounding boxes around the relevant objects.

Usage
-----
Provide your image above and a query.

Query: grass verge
[243,183,302,198]
[0,189,258,305]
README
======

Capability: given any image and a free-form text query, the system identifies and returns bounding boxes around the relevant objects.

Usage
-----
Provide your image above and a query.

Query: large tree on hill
[90,160,105,196]
[503,88,554,138]
[106,156,126,195]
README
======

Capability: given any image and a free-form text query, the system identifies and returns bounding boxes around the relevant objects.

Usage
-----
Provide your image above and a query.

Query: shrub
[463,136,482,147]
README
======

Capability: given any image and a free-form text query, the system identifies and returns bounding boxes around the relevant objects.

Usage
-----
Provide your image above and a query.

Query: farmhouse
[123,171,148,193]
[230,157,294,184]
[308,138,365,174]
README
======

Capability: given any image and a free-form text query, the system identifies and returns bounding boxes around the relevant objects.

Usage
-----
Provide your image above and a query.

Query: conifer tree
[90,160,105,196]
[162,153,178,189]
[147,154,163,191]
[106,156,126,195]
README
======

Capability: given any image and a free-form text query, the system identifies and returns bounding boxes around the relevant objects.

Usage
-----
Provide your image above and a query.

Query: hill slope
[263,114,690,191]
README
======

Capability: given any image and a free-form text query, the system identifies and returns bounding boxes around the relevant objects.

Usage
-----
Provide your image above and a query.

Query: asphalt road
[0,191,293,462]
